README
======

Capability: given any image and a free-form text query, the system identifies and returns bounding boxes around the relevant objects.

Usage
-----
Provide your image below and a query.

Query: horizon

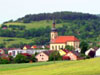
[0,0,100,24]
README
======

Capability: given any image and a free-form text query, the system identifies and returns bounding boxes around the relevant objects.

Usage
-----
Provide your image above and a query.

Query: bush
[0,58,10,64]
[14,54,29,63]
[30,55,37,62]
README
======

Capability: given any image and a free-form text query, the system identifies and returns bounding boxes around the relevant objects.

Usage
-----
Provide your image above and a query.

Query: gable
[36,52,49,58]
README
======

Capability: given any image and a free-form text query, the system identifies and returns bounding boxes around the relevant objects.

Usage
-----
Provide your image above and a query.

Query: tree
[65,45,75,51]
[0,43,5,48]
[30,54,37,62]
[14,54,29,63]
[80,41,89,54]
[49,51,62,61]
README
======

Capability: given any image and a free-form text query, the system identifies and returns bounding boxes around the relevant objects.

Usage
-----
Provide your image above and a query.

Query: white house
[8,49,47,57]
[75,48,81,53]
[95,48,100,57]
[85,48,95,56]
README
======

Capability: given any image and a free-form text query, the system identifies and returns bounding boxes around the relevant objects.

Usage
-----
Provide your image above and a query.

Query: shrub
[30,54,37,62]
[0,58,10,64]
[14,54,29,63]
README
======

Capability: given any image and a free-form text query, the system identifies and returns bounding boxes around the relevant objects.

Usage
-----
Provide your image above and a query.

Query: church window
[52,46,54,50]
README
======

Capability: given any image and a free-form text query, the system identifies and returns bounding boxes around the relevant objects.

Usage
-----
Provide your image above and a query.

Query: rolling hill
[1,11,100,47]
[0,57,100,75]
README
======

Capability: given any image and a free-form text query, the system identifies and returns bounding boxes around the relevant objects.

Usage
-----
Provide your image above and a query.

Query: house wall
[50,41,80,50]
[36,52,49,62]
[51,32,58,40]
[0,49,5,54]
[66,52,77,60]
[50,43,66,50]
[67,41,80,49]
[96,48,100,57]
[23,47,27,50]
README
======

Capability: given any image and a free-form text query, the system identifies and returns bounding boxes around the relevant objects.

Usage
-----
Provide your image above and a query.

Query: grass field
[0,57,100,75]
[4,20,64,29]
[0,37,35,47]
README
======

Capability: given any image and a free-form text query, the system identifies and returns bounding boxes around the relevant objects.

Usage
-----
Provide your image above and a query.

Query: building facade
[50,21,80,50]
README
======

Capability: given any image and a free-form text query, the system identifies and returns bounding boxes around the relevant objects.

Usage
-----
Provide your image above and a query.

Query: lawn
[0,57,100,75]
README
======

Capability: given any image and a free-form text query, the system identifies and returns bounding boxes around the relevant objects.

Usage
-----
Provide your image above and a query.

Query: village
[0,20,100,64]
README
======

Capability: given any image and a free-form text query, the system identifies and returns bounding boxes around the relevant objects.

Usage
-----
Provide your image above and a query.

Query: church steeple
[51,20,57,32]
[53,20,55,28]
[50,20,58,41]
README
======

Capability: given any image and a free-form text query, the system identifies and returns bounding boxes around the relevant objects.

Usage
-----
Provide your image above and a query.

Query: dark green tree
[65,45,75,51]
[80,41,89,54]
[49,51,62,61]
[0,43,5,48]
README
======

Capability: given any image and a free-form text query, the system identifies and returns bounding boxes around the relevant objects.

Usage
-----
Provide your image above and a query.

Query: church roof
[51,36,79,43]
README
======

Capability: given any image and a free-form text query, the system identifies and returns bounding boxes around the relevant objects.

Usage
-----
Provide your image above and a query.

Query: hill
[1,11,100,47]
[0,57,100,75]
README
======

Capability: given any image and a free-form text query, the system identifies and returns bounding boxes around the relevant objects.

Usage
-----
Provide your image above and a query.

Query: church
[50,21,80,50]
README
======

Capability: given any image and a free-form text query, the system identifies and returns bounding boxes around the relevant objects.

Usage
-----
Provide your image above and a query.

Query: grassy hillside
[5,20,63,29]
[0,37,35,47]
[0,57,100,75]
[1,11,100,47]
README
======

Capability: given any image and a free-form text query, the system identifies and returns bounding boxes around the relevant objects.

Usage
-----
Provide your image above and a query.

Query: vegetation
[80,41,89,54]
[49,51,62,61]
[65,45,75,50]
[14,54,29,63]
[1,11,100,46]
[0,57,100,75]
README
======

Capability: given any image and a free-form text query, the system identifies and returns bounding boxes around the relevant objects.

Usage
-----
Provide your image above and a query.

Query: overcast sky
[0,0,100,23]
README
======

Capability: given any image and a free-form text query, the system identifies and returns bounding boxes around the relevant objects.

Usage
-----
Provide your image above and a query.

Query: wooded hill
[1,11,100,47]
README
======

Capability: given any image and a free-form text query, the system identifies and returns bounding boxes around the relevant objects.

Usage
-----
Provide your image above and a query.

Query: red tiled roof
[51,36,79,43]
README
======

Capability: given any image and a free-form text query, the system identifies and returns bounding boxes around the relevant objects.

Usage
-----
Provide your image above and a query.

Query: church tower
[50,20,58,41]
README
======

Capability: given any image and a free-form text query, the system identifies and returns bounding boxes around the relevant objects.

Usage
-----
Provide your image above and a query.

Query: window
[42,58,44,60]
[62,45,63,49]
[12,51,15,56]
[55,46,57,50]
[59,45,60,50]
[52,46,54,50]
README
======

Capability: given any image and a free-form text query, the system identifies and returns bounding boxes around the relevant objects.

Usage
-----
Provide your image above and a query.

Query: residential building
[95,48,100,57]
[62,51,81,60]
[8,49,47,57]
[35,51,53,62]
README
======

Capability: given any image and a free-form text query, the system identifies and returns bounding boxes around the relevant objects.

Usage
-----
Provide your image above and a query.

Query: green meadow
[5,20,64,29]
[0,57,100,75]
[0,37,34,47]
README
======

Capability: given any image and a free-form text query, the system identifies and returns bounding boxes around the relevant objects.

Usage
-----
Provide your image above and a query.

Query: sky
[0,0,100,24]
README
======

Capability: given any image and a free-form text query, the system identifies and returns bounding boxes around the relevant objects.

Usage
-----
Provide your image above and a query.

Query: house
[8,49,47,57]
[62,51,80,60]
[8,49,34,57]
[50,21,80,50]
[59,49,69,56]
[95,48,100,57]
[75,48,81,53]
[85,48,95,56]
[23,45,31,50]
[35,51,53,62]
[0,49,5,55]
[31,45,37,49]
